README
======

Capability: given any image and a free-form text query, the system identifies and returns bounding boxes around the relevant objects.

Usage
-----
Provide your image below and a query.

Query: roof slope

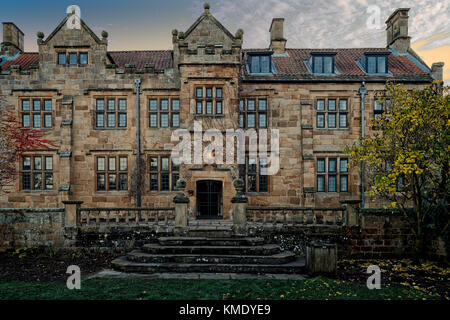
[0,53,39,71]
[108,51,173,70]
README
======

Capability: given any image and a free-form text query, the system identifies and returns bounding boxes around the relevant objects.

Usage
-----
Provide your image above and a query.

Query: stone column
[62,200,83,228]
[231,179,248,235]
[340,199,361,227]
[173,179,189,233]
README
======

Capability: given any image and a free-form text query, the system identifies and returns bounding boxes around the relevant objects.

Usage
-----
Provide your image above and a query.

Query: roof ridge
[108,50,173,53]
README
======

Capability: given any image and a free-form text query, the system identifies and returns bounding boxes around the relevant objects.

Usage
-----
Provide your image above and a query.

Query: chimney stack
[385,8,411,53]
[1,22,24,56]
[431,62,444,81]
[269,18,286,54]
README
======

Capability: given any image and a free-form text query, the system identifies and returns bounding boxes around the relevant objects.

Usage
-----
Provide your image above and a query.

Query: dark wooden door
[196,180,222,219]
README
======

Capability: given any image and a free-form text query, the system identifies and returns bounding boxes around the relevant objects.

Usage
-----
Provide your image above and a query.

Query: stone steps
[142,243,280,255]
[158,236,265,246]
[112,256,306,274]
[126,250,296,265]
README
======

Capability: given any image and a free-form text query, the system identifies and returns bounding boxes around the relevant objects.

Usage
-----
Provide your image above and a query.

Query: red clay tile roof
[107,51,173,70]
[242,48,431,82]
[1,48,432,82]
[1,52,39,71]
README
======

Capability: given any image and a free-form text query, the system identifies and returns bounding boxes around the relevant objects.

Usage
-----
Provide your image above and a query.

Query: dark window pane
[69,53,77,65]
[206,88,212,98]
[340,175,348,192]
[118,99,127,110]
[160,99,169,111]
[313,56,323,73]
[258,99,267,111]
[119,113,127,127]
[58,53,66,65]
[97,157,105,171]
[34,156,42,170]
[150,174,159,191]
[172,113,180,127]
[119,157,128,171]
[45,173,53,190]
[33,114,41,128]
[248,158,257,173]
[328,175,337,192]
[374,100,383,111]
[317,99,325,111]
[259,113,267,128]
[108,157,116,171]
[22,173,31,190]
[259,175,268,192]
[161,157,170,171]
[206,101,212,114]
[328,113,336,128]
[317,159,325,173]
[23,157,31,171]
[160,113,169,128]
[239,114,244,128]
[108,99,115,111]
[239,100,244,111]
[44,114,52,128]
[250,56,260,73]
[172,173,179,191]
[161,174,170,191]
[96,99,104,111]
[80,53,88,65]
[108,174,117,190]
[339,113,347,128]
[247,113,256,128]
[44,100,52,111]
[328,99,336,111]
[367,56,376,73]
[149,113,157,127]
[34,173,42,190]
[216,88,222,98]
[323,56,333,73]
[172,99,180,111]
[107,113,116,127]
[260,55,270,73]
[317,175,325,192]
[215,101,222,114]
[33,100,41,111]
[340,159,348,173]
[247,100,255,111]
[196,88,203,98]
[247,174,257,192]
[196,101,203,114]
[22,114,30,127]
[96,113,104,127]
[45,157,53,171]
[97,174,106,191]
[377,56,386,73]
[22,100,30,111]
[339,99,347,111]
[150,157,158,171]
[317,113,325,128]
[329,158,337,173]
[119,174,128,190]
[149,99,158,111]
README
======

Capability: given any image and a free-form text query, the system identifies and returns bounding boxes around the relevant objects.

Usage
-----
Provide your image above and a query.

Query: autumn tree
[0,95,53,192]
[345,82,449,255]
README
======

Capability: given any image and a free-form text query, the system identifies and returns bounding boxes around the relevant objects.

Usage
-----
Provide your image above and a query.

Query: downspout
[358,82,367,209]
[134,78,142,210]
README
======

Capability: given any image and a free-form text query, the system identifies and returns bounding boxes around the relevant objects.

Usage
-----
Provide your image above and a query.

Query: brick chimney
[269,18,286,54]
[385,8,411,53]
[431,62,444,81]
[1,22,24,56]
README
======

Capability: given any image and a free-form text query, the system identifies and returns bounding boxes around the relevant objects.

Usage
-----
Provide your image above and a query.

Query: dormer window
[364,53,388,74]
[312,54,335,74]
[247,52,273,74]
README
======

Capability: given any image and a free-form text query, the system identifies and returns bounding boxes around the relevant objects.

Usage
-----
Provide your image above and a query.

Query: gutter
[134,78,142,209]
[358,82,367,208]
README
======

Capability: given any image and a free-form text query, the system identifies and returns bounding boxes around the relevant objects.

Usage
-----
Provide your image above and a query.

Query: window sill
[194,114,224,118]
[246,192,270,196]
[20,190,57,194]
[315,127,349,130]
[94,127,127,130]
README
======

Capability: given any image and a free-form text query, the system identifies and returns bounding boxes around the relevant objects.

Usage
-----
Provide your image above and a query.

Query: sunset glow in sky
[1,0,448,83]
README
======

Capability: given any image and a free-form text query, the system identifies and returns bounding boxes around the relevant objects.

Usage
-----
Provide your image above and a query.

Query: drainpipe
[358,82,367,209]
[134,77,142,209]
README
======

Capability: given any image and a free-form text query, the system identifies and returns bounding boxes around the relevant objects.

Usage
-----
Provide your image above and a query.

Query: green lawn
[0,277,438,300]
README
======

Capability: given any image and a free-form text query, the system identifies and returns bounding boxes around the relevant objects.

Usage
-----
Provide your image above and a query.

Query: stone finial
[172,29,178,36]
[178,31,185,40]
[37,32,44,39]
[101,30,108,39]
[204,2,210,12]
[175,179,186,191]
[173,179,189,203]
[235,29,244,39]
[231,179,248,203]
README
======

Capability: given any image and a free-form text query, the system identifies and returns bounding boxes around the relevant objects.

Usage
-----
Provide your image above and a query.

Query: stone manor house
[0,5,444,220]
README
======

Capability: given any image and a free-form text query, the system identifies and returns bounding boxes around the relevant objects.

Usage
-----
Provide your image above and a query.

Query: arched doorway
[196,180,223,219]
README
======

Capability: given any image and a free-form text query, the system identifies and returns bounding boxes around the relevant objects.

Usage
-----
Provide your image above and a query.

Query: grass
[0,277,439,300]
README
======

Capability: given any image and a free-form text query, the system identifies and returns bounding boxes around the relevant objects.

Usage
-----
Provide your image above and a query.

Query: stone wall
[0,208,65,250]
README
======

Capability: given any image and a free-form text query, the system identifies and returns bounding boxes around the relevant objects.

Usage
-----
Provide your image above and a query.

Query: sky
[1,0,449,83]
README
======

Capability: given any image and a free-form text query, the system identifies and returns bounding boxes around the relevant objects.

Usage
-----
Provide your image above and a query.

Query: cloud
[193,0,450,50]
